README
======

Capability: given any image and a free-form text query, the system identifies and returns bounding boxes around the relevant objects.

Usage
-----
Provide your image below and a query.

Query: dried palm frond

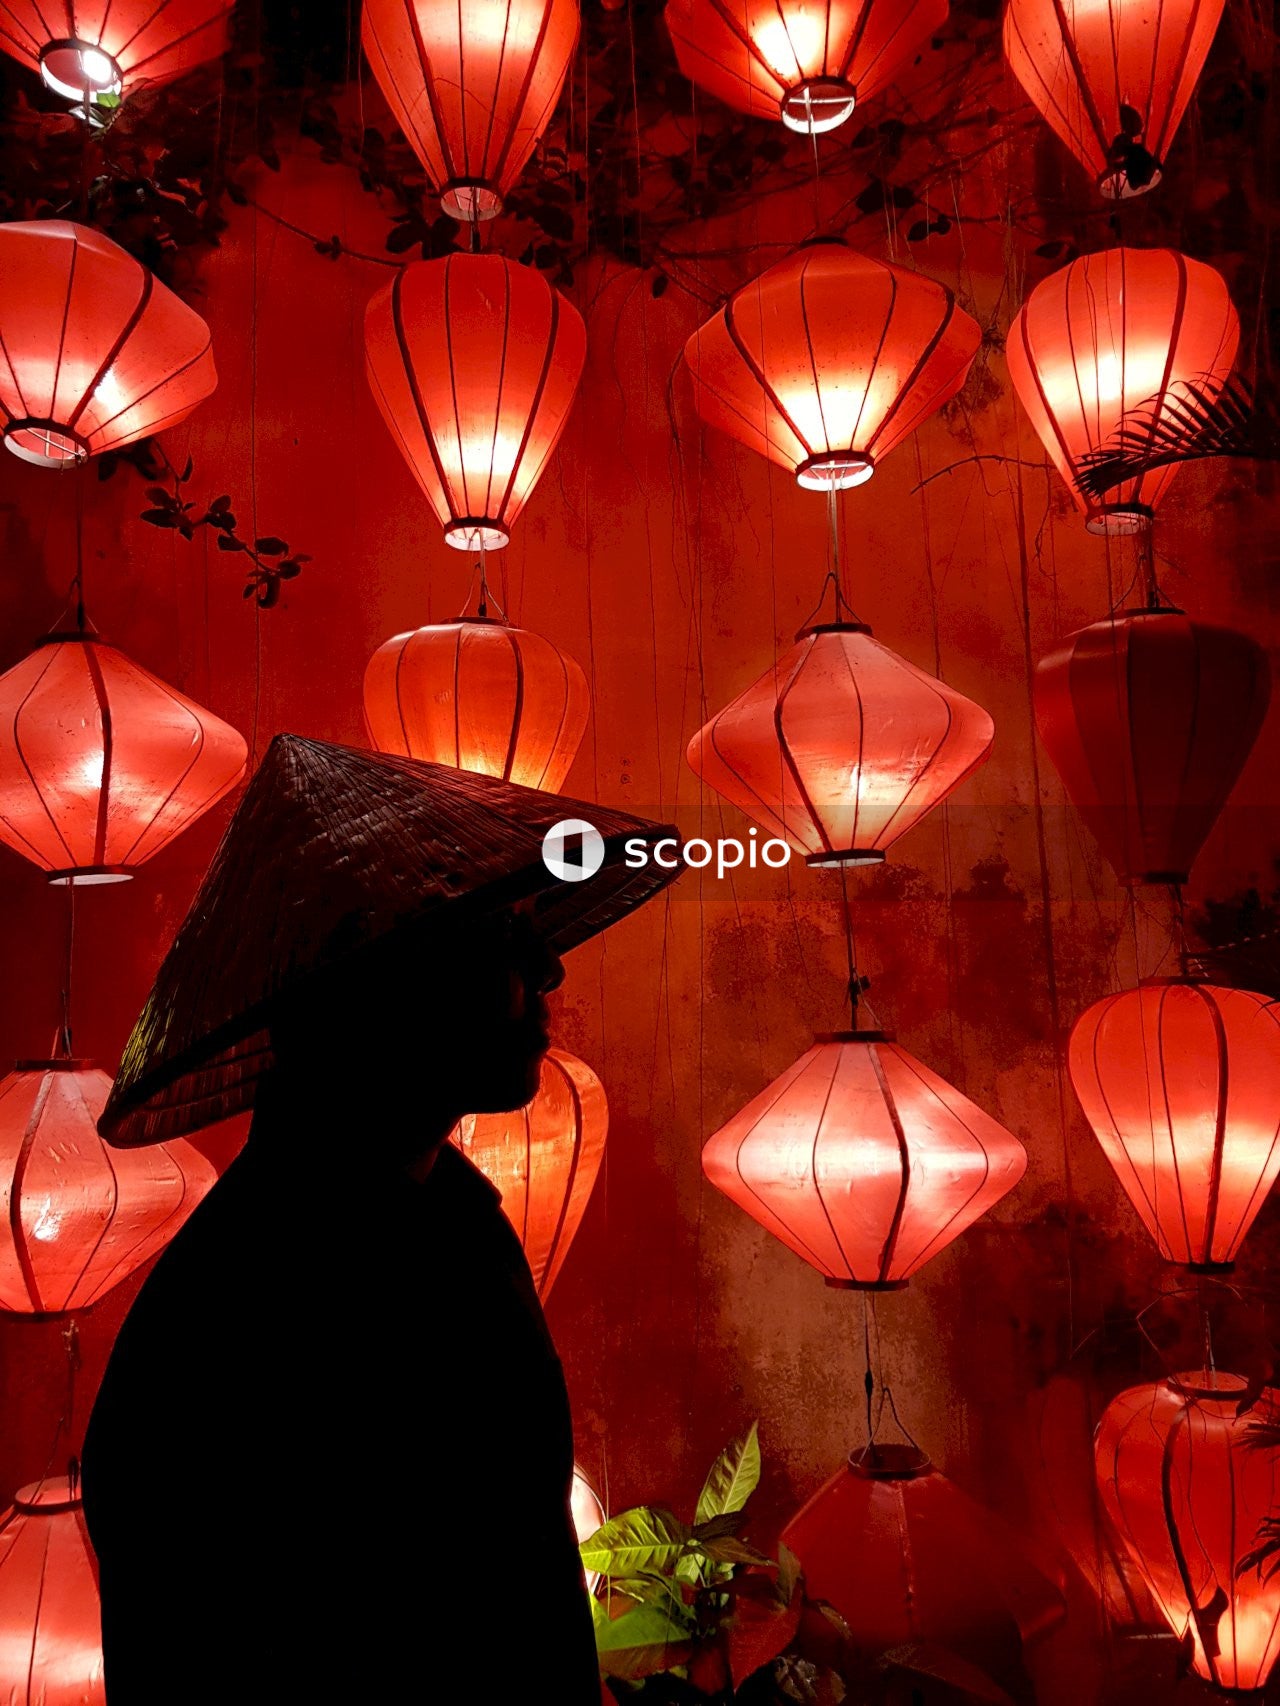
[1077,374,1280,499]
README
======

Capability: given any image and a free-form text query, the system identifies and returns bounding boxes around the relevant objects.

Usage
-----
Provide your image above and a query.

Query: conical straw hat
[100,735,681,1147]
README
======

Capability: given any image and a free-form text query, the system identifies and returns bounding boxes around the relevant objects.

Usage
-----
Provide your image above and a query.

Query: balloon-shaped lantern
[1007,247,1239,533]
[0,622,248,884]
[452,1048,606,1299]
[365,255,586,552]
[0,1,232,107]
[664,0,945,135]
[702,1032,1026,1288]
[0,1477,103,1704]
[0,221,216,466]
[684,243,979,491]
[361,0,579,221]
[364,616,589,792]
[1069,981,1280,1270]
[1034,609,1269,887]
[1096,1372,1280,1692]
[0,1060,217,1315]
[1005,0,1225,198]
[688,623,993,868]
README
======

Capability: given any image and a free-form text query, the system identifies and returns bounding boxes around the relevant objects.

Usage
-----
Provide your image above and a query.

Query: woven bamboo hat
[99,734,681,1147]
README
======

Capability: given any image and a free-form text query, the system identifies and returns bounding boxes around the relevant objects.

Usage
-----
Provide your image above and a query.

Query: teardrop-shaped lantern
[0,623,248,884]
[687,622,993,867]
[452,1048,606,1299]
[1005,0,1225,198]
[0,221,217,467]
[0,1060,216,1315]
[1034,608,1269,886]
[702,1032,1026,1288]
[361,0,579,222]
[0,1478,103,1704]
[783,1447,1065,1677]
[1007,248,1239,533]
[0,1,231,107]
[1069,980,1280,1270]
[1096,1372,1280,1691]
[664,0,945,135]
[363,615,589,792]
[684,243,979,491]
[365,255,587,552]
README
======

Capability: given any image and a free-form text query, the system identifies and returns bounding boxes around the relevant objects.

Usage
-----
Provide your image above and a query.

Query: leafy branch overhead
[1076,374,1280,500]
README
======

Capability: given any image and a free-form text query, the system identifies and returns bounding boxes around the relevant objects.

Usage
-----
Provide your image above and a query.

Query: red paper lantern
[0,1060,216,1315]
[0,1,232,105]
[1007,247,1239,533]
[0,221,217,467]
[1004,0,1225,198]
[702,1032,1026,1288]
[365,254,587,552]
[0,1477,103,1704]
[1096,1372,1280,1691]
[0,623,248,885]
[783,1446,1065,1677]
[1034,609,1269,886]
[687,622,993,868]
[361,0,579,222]
[664,0,945,135]
[452,1047,607,1299]
[1069,980,1280,1270]
[363,616,589,792]
[684,243,979,491]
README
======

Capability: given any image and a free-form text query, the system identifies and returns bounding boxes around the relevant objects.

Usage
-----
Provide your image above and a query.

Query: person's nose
[535,941,565,995]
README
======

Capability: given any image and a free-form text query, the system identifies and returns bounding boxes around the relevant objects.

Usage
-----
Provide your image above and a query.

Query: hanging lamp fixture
[0,1477,104,1704]
[0,1,233,109]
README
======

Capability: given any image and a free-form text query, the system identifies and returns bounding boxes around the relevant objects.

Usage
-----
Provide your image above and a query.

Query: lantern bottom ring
[1085,502,1153,537]
[1182,1258,1237,1276]
[797,452,875,491]
[444,519,510,552]
[47,865,133,887]
[38,38,123,103]
[806,849,886,869]
[3,419,90,468]
[780,78,857,136]
[440,181,503,223]
[824,1276,908,1291]
[1098,164,1163,201]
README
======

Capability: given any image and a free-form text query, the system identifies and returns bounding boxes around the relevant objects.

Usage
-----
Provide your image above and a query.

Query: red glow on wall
[687,622,993,868]
[365,254,587,552]
[1096,1372,1280,1691]
[684,243,979,491]
[452,1048,607,1299]
[1069,980,1280,1269]
[1034,609,1269,887]
[0,2,232,104]
[1006,247,1239,533]
[361,0,579,222]
[1004,0,1225,198]
[364,615,589,791]
[0,221,217,467]
[664,0,945,135]
[0,1477,103,1703]
[0,1061,216,1316]
[0,625,248,885]
[701,1031,1026,1288]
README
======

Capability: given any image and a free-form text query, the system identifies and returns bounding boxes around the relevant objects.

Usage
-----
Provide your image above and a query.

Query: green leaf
[254,536,287,555]
[699,1535,773,1568]
[217,534,244,552]
[140,508,178,528]
[591,1601,694,1681]
[581,1507,691,1579]
[695,1422,761,1523]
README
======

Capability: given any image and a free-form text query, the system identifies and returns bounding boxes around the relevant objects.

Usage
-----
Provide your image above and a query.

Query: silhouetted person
[81,735,679,1703]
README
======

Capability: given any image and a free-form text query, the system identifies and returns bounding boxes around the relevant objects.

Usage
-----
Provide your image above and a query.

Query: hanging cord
[838,864,871,1026]
[1137,523,1163,610]
[462,552,507,623]
[59,881,77,1058]
[799,494,862,630]
[857,1295,922,1460]
[808,118,823,233]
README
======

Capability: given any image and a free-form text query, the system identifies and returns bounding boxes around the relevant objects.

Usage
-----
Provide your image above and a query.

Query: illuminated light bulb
[38,38,123,101]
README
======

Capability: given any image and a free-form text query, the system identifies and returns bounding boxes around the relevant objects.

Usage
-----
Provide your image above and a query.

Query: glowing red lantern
[1007,247,1239,533]
[0,221,217,467]
[1005,0,1225,198]
[684,243,979,491]
[688,622,993,867]
[1096,1372,1280,1690]
[0,1,231,106]
[363,616,589,792]
[452,1047,607,1298]
[664,0,945,134]
[0,623,248,884]
[1069,980,1280,1270]
[1034,609,1269,886]
[702,1031,1026,1288]
[0,1477,103,1703]
[0,1060,216,1315]
[361,0,579,222]
[365,254,587,552]
[783,1446,1065,1676]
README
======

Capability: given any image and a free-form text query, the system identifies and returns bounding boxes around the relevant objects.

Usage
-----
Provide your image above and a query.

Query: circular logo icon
[541,818,605,883]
